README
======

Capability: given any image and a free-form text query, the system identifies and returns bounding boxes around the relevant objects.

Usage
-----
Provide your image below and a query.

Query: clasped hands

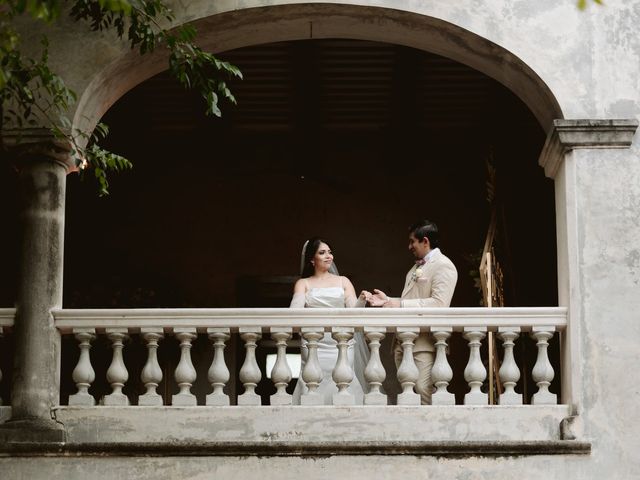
[359,289,401,308]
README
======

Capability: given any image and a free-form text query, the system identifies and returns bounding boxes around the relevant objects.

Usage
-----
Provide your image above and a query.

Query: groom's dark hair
[409,220,440,249]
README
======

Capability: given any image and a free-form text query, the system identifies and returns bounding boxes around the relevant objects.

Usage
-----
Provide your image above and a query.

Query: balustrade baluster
[498,327,523,405]
[206,328,231,406]
[431,328,455,405]
[270,328,293,406]
[364,327,387,405]
[139,328,164,406]
[396,327,421,405]
[300,327,324,406]
[238,328,262,406]
[463,327,488,405]
[69,328,96,406]
[531,326,557,405]
[102,328,130,406]
[172,328,198,406]
[332,327,355,405]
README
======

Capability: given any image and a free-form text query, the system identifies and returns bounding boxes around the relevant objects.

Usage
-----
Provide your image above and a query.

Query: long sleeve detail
[345,295,366,308]
[289,292,306,308]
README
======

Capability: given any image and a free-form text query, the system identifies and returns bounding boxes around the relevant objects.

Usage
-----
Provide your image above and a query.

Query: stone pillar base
[397,391,421,405]
[464,392,488,405]
[364,392,387,405]
[0,418,66,443]
[270,394,293,406]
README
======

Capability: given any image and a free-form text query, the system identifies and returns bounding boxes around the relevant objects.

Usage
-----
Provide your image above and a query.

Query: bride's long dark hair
[301,237,333,278]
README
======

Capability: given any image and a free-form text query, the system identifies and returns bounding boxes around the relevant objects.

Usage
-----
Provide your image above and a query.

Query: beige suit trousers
[394,342,435,405]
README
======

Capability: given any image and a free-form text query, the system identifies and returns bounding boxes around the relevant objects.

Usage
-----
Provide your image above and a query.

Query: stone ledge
[0,417,67,443]
[50,405,572,445]
[539,119,639,178]
[1,406,590,455]
[0,439,591,457]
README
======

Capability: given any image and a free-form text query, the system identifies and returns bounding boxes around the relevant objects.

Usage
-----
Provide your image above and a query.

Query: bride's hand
[359,290,372,302]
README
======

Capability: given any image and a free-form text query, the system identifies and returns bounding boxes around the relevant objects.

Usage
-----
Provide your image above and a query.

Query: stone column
[0,129,77,442]
[539,120,638,401]
[538,119,637,437]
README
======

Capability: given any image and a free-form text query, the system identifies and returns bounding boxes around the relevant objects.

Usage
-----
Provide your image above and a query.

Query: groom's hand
[381,298,401,308]
[368,289,389,307]
[369,289,402,307]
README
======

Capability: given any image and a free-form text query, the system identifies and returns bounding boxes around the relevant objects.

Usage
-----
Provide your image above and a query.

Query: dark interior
[0,39,559,404]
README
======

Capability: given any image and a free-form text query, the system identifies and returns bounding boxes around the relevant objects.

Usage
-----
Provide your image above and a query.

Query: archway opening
[63,39,557,310]
[56,39,559,404]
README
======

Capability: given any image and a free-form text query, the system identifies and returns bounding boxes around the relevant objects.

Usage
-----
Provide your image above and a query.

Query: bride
[290,237,368,405]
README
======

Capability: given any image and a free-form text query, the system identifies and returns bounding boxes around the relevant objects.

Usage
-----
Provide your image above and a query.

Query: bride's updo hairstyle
[301,237,332,278]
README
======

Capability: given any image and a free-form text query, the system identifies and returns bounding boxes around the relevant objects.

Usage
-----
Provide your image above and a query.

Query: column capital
[539,119,638,178]
[2,128,78,174]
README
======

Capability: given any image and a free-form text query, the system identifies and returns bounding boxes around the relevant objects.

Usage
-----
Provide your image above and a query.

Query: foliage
[577,0,603,9]
[0,0,241,195]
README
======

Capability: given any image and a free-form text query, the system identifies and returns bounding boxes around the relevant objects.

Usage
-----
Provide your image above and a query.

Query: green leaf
[578,0,604,9]
[103,0,132,14]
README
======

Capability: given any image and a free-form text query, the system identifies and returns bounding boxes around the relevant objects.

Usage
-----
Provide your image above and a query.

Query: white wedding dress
[291,286,366,405]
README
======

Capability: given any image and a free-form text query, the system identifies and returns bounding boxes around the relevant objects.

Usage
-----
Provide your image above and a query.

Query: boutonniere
[412,268,423,281]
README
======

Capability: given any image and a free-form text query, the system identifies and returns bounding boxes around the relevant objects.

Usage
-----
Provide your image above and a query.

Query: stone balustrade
[49,307,566,407]
[0,307,567,407]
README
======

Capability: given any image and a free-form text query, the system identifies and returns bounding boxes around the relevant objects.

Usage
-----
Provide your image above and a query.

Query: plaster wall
[0,454,609,480]
[15,0,640,132]
[571,147,640,474]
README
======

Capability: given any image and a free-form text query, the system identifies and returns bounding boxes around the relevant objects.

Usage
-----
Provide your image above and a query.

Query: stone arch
[58,3,565,402]
[73,3,563,135]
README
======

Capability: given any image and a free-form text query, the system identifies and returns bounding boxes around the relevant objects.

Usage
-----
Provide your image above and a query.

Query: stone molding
[0,439,591,457]
[0,403,593,456]
[0,418,67,443]
[539,119,639,179]
[1,128,78,174]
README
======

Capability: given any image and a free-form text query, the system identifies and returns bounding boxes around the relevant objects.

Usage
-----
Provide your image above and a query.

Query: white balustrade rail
[0,308,15,407]
[52,307,567,407]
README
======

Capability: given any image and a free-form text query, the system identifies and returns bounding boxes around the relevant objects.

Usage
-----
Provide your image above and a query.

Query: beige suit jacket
[399,249,458,352]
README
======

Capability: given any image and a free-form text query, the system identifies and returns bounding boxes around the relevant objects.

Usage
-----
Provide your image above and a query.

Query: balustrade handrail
[0,306,567,407]
[52,307,567,333]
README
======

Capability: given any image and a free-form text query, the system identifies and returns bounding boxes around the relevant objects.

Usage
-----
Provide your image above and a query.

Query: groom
[365,219,458,404]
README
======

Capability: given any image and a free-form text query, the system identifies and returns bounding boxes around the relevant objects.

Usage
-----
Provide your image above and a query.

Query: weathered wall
[14,0,639,132]
[0,454,605,480]
[571,147,640,473]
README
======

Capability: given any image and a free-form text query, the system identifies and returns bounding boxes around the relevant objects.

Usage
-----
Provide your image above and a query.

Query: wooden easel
[479,156,506,404]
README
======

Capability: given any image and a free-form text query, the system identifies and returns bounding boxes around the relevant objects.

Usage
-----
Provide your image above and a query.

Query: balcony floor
[0,404,595,456]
